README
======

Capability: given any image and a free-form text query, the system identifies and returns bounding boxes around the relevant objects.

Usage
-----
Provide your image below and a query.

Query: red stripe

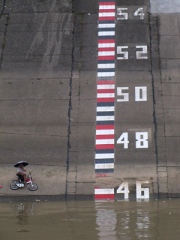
[99,17,115,21]
[99,9,115,13]
[97,89,114,93]
[99,2,115,6]
[96,134,114,139]
[97,98,114,102]
[96,125,114,130]
[96,144,114,149]
[95,173,108,177]
[98,56,115,60]
[97,80,115,85]
[98,47,115,51]
[98,39,115,43]
[95,194,114,200]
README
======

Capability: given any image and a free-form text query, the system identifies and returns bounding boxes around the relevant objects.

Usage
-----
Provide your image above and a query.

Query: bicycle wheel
[10,181,18,190]
[28,182,38,191]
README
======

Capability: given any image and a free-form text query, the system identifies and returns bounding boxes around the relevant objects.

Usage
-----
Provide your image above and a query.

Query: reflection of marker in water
[0,185,2,189]
[96,203,117,240]
[95,186,114,200]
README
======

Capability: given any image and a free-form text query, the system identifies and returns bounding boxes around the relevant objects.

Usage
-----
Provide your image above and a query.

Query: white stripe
[96,129,114,135]
[96,139,114,144]
[97,93,115,98]
[97,84,115,89]
[96,106,114,112]
[98,63,115,69]
[98,31,115,36]
[99,5,115,10]
[95,153,114,159]
[98,51,115,56]
[98,43,115,48]
[99,12,115,17]
[95,188,114,194]
[98,72,115,77]
[98,23,115,28]
[96,116,114,121]
[95,163,114,169]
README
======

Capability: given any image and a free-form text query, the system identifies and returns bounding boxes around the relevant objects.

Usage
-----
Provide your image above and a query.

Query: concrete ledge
[0,194,93,202]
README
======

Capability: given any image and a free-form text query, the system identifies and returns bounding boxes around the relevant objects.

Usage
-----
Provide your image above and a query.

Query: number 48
[117,132,148,149]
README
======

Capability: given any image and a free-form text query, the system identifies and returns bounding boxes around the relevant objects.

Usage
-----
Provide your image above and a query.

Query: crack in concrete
[66,14,85,198]
[0,0,9,71]
[149,3,160,196]
[65,0,75,200]
[0,0,6,15]
[65,8,84,200]
[149,2,168,196]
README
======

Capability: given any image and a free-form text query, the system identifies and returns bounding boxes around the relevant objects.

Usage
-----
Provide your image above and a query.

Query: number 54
[117,7,145,20]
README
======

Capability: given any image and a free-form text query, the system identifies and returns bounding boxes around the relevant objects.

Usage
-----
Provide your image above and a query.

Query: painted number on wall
[117,132,148,149]
[117,7,145,20]
[117,86,147,102]
[117,45,148,60]
[116,181,149,199]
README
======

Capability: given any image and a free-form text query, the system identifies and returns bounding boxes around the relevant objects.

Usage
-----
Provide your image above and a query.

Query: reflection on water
[117,209,131,240]
[16,203,35,226]
[96,204,117,240]
[136,210,150,239]
[1,199,180,239]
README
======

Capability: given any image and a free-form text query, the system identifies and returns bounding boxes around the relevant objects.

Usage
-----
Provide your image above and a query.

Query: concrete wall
[0,0,97,198]
[0,0,179,198]
[154,11,180,196]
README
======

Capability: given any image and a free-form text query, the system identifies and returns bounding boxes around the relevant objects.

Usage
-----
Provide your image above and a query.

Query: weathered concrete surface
[151,0,180,13]
[0,0,180,198]
[150,1,180,195]
[0,0,97,197]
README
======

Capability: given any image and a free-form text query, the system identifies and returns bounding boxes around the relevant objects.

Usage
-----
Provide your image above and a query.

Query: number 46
[117,181,149,199]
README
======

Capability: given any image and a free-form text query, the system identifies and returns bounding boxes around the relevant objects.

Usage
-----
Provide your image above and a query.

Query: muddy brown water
[0,199,180,240]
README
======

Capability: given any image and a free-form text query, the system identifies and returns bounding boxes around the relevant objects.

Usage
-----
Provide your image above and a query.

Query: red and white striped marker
[95,186,114,201]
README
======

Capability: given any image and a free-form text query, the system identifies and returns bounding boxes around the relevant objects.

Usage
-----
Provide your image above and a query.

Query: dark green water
[0,199,180,240]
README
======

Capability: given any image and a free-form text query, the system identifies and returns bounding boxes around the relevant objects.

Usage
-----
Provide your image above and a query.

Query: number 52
[117,45,148,60]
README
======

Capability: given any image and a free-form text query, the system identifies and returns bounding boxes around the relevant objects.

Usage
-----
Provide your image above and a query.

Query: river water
[0,199,180,240]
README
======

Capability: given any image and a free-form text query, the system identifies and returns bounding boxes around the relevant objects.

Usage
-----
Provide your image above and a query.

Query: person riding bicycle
[17,164,26,183]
